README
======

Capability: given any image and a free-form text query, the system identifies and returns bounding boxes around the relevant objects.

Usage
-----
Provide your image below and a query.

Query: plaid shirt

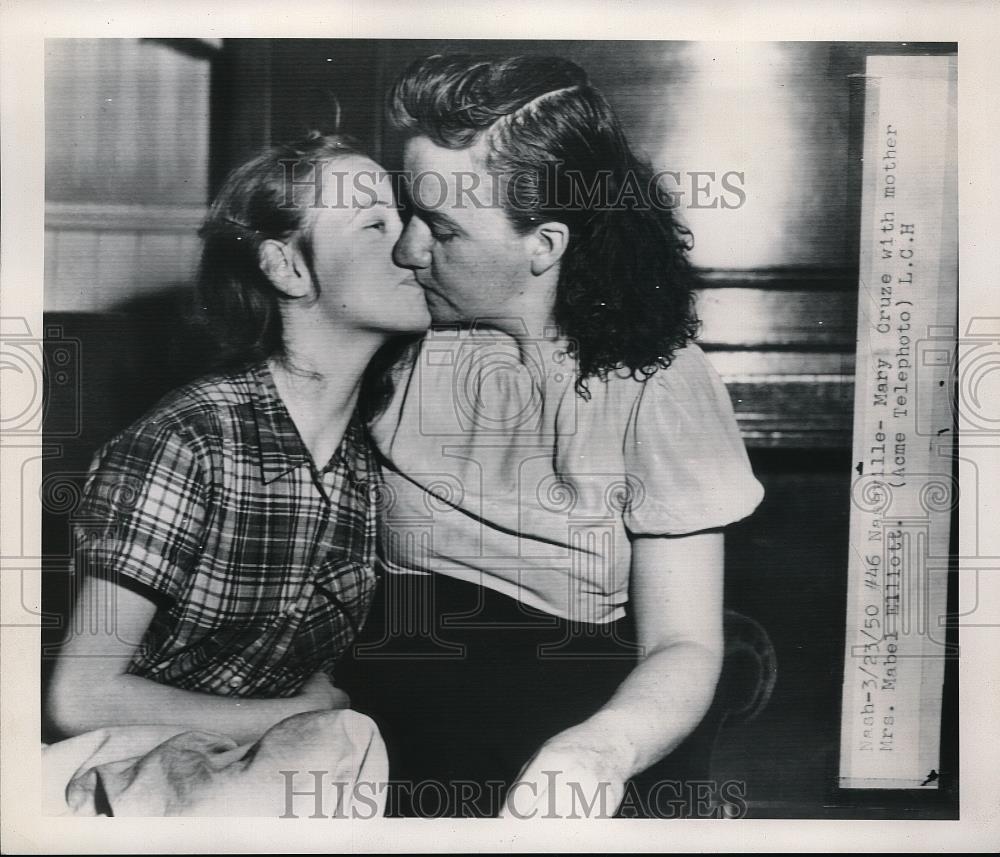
[70,362,379,698]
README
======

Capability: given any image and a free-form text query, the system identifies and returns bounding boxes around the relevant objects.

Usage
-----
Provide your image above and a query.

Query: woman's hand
[499,717,631,820]
[500,531,726,820]
[295,671,351,713]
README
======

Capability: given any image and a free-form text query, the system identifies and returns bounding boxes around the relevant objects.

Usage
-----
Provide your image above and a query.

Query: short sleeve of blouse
[622,343,765,535]
[72,421,209,604]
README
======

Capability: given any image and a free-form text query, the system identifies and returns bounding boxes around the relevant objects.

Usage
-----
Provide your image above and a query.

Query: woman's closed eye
[365,219,388,233]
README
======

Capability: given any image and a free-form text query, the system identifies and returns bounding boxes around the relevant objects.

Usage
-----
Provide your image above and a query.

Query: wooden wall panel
[47,231,98,311]
[45,38,210,205]
[45,39,210,312]
[44,203,203,312]
[698,287,856,350]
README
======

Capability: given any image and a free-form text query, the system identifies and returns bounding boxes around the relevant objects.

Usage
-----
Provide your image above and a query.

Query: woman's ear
[259,239,311,298]
[529,221,570,276]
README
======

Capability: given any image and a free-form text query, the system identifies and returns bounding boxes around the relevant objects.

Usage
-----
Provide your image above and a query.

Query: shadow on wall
[44,285,213,467]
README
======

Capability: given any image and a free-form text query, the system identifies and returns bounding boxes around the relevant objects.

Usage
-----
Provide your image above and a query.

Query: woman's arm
[501,529,725,818]
[46,577,348,745]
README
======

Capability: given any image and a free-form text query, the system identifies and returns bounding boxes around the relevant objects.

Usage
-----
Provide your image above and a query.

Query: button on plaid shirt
[70,361,379,697]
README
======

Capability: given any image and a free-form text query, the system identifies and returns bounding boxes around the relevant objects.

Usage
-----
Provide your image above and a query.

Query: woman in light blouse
[339,54,765,818]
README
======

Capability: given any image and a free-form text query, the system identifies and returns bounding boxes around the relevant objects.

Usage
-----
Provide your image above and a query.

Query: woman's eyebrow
[350,200,393,219]
[415,206,464,233]
[397,180,465,232]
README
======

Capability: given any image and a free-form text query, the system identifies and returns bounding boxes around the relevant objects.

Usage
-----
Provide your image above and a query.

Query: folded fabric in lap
[43,710,388,817]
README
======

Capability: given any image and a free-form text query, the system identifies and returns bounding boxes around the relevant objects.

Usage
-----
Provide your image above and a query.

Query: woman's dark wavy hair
[388,54,700,397]
[193,131,406,417]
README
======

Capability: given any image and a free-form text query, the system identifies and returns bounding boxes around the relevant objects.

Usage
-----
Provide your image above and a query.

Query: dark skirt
[336,571,719,818]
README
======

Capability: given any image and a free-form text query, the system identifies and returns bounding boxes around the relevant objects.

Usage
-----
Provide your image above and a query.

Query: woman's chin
[410,309,433,332]
[397,290,433,331]
[382,308,432,335]
[359,285,431,334]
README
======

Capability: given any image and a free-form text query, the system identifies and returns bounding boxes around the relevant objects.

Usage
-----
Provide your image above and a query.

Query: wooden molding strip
[45,201,206,233]
[697,267,858,291]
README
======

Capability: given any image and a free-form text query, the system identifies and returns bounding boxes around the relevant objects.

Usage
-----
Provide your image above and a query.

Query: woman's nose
[393,218,432,270]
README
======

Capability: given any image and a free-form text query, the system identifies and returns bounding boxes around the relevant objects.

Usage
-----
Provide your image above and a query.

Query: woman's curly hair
[388,54,700,397]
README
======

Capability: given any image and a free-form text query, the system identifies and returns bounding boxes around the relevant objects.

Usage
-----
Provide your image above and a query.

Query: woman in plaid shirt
[46,134,430,743]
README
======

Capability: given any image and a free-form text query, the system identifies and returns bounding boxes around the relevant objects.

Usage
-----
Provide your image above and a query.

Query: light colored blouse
[371,328,764,625]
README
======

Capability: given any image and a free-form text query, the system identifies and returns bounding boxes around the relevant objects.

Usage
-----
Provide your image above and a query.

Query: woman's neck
[511,316,567,373]
[483,294,563,367]
[268,327,385,468]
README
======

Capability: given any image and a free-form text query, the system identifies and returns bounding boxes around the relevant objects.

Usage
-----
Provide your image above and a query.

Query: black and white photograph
[1,0,997,851]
